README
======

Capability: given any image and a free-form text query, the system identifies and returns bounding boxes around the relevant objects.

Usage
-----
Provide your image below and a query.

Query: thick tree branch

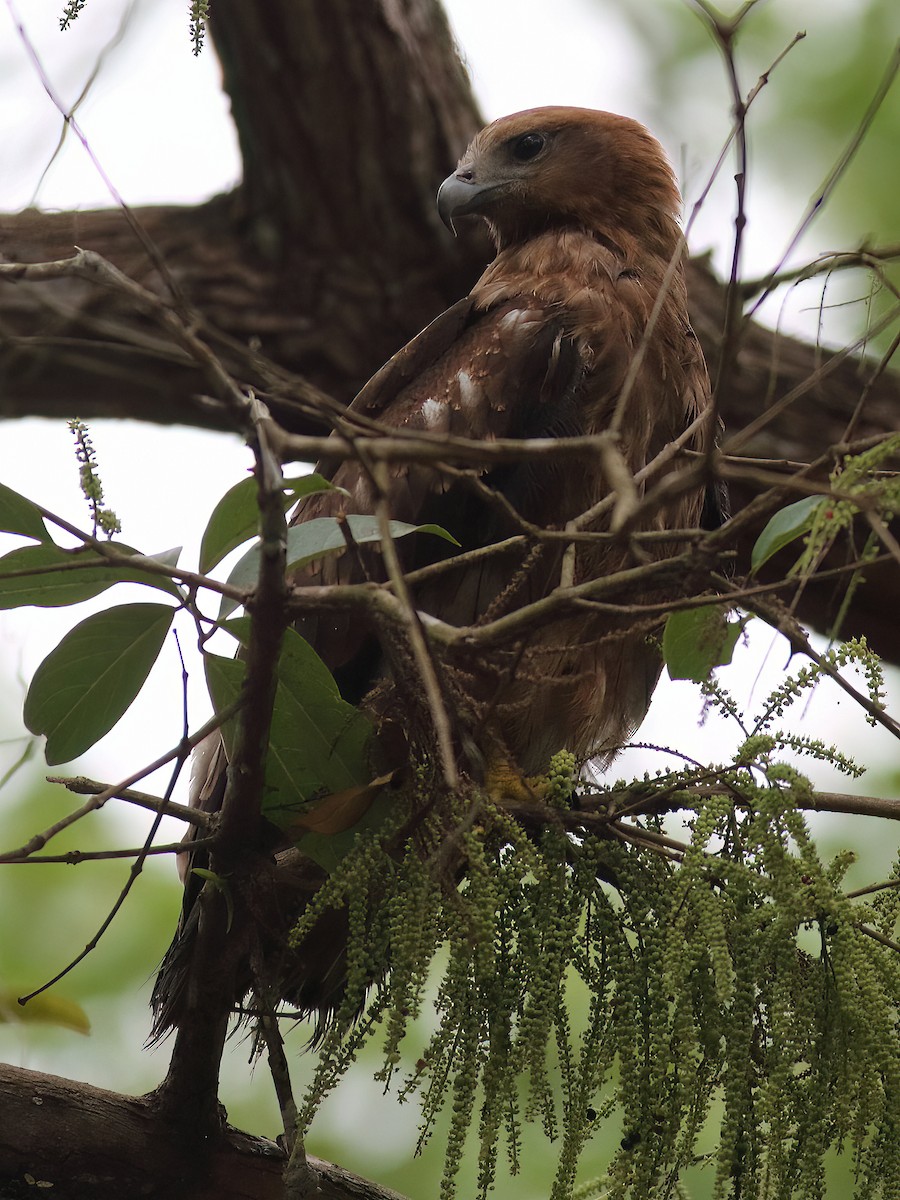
[153,401,291,1138]
[0,1063,409,1200]
[2,225,898,657]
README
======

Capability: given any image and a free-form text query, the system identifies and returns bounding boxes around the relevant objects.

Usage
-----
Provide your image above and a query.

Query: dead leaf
[284,770,397,839]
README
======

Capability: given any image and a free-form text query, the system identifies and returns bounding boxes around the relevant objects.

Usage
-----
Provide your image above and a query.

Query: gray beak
[437,172,493,235]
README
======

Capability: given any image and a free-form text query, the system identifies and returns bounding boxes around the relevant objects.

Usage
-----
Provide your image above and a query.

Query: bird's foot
[483,757,550,805]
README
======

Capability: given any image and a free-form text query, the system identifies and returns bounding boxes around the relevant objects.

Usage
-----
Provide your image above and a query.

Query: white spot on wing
[498,308,528,331]
[421,397,444,427]
[456,370,479,411]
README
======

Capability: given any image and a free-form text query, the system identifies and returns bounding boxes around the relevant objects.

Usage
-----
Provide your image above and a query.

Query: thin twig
[6,839,215,864]
[747,39,900,320]
[29,0,139,207]
[370,461,459,789]
[723,298,900,455]
[0,250,313,436]
[18,655,198,1003]
[0,702,239,864]
[253,991,301,1156]
[714,579,900,744]
[44,776,211,827]
[5,1,187,308]
[610,821,685,863]
[856,923,900,954]
[740,243,900,301]
[4,481,248,606]
[845,879,900,901]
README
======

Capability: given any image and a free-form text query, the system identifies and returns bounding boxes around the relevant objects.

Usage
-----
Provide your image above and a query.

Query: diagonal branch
[153,397,291,1139]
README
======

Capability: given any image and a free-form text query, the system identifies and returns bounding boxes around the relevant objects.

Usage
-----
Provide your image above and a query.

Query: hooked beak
[436,172,498,235]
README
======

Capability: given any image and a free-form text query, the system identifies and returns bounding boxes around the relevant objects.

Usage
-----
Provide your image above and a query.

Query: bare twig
[0,703,238,863]
[747,39,900,319]
[710,577,900,744]
[29,0,139,207]
[5,1,187,308]
[856,923,900,954]
[5,838,214,864]
[845,879,900,900]
[865,511,900,570]
[740,243,900,301]
[610,820,685,863]
[154,394,296,1143]
[253,991,302,1159]
[17,674,196,1003]
[0,249,337,434]
[723,299,900,455]
[44,776,211,826]
[370,461,459,789]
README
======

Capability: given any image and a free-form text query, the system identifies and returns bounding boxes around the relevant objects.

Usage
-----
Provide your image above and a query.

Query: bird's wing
[289,291,588,695]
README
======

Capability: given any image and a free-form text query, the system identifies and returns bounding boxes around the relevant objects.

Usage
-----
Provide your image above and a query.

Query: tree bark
[0,1062,408,1200]
[3,205,897,654]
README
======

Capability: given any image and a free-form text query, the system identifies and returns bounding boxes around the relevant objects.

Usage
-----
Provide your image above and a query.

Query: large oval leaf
[218,515,459,619]
[663,604,746,683]
[205,623,374,828]
[0,542,182,609]
[750,496,823,574]
[199,473,343,574]
[24,602,175,765]
[0,481,50,542]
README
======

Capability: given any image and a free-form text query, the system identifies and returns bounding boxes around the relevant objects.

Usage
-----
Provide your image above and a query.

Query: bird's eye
[511,132,546,162]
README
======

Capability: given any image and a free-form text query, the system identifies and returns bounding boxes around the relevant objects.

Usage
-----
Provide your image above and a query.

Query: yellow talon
[482,754,549,804]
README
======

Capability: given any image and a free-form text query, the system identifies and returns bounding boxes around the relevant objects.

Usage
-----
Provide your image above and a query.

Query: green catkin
[284,639,900,1200]
[189,0,210,53]
[793,435,900,582]
[67,419,122,536]
[59,0,87,30]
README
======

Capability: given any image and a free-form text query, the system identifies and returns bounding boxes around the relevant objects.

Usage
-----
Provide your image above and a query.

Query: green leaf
[0,542,182,609]
[191,867,228,886]
[198,473,343,574]
[0,989,90,1034]
[24,602,175,765]
[204,624,374,829]
[663,604,746,683]
[751,496,823,574]
[0,481,50,542]
[218,515,460,619]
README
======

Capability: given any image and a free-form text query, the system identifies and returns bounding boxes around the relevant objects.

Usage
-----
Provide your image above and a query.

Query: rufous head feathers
[438,106,682,258]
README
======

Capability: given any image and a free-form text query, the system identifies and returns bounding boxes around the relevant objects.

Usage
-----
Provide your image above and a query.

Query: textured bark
[2,201,896,652]
[0,1062,408,1200]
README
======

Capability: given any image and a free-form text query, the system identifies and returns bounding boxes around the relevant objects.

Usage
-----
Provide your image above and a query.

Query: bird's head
[437,107,682,257]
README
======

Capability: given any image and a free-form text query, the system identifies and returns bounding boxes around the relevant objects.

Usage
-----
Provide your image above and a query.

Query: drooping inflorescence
[287,690,900,1199]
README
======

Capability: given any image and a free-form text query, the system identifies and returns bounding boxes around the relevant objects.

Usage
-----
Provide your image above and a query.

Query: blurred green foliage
[613,0,900,353]
[616,0,900,247]
[0,752,180,1096]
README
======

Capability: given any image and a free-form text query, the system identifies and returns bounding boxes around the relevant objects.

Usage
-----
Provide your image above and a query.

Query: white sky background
[0,0,897,1142]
